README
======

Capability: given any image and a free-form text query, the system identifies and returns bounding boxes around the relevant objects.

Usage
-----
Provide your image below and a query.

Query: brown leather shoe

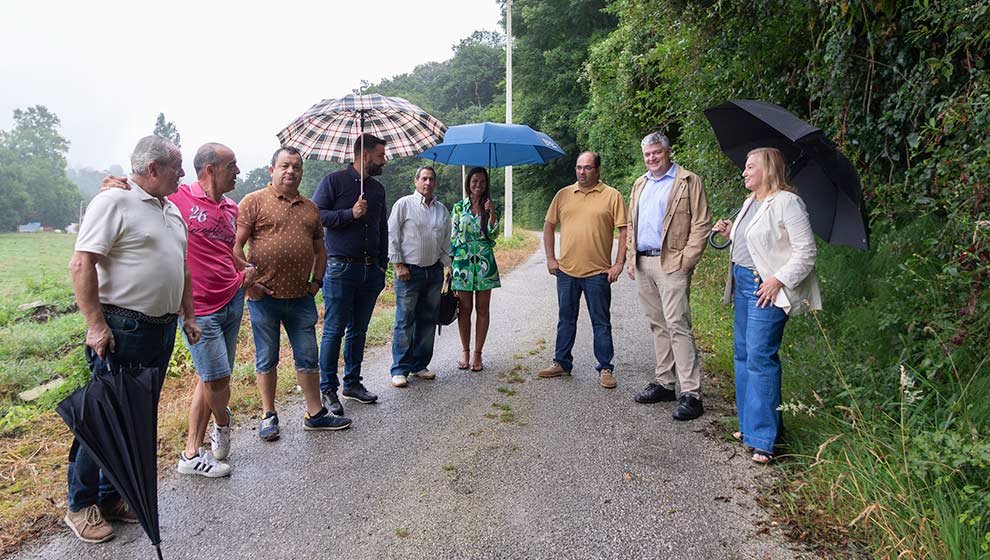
[598,369,617,389]
[537,362,569,378]
[64,504,114,543]
[100,498,139,524]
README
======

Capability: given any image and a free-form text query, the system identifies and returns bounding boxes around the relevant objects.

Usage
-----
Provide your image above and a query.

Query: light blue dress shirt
[636,163,678,252]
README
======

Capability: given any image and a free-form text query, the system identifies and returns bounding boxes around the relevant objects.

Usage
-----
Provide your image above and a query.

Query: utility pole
[504,0,514,238]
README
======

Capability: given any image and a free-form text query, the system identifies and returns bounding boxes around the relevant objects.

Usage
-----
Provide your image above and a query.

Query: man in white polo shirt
[64,135,200,544]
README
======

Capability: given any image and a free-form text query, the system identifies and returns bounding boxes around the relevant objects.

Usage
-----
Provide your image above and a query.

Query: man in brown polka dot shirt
[234,147,352,438]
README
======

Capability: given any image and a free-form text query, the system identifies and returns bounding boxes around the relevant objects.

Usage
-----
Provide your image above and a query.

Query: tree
[0,146,30,231]
[0,106,70,167]
[230,167,272,202]
[506,0,617,226]
[0,105,81,229]
[153,113,181,147]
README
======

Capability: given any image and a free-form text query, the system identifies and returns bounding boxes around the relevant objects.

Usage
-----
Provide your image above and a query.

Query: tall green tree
[0,105,81,228]
[1,106,70,166]
[505,0,617,226]
[153,112,181,147]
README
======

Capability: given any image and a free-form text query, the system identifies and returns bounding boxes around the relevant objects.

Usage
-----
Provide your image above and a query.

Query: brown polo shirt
[237,184,324,299]
[545,181,628,278]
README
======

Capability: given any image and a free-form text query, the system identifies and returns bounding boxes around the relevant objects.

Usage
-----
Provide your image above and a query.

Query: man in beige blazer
[625,133,711,420]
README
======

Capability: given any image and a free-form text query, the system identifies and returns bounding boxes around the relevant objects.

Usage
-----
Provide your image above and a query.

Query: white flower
[899,364,921,404]
[777,399,818,416]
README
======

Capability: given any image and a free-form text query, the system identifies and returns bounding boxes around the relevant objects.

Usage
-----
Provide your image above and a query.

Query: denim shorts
[247,294,319,374]
[183,288,245,382]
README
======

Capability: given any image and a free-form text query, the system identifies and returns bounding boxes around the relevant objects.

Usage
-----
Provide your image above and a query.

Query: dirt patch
[30,304,77,323]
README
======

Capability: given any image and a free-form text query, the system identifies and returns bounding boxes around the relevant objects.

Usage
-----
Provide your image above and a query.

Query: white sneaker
[211,425,231,461]
[390,375,408,387]
[411,368,435,380]
[177,448,230,478]
[210,407,232,460]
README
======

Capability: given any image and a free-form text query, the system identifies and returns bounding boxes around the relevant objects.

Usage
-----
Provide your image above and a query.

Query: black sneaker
[304,407,352,431]
[321,390,344,416]
[341,384,378,404]
[634,382,677,403]
[672,395,704,421]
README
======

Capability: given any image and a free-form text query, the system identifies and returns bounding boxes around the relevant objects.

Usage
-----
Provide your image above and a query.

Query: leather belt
[637,249,662,257]
[329,255,377,265]
[102,304,177,325]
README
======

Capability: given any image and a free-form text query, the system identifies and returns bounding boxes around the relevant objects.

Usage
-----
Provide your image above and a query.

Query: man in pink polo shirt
[105,142,255,477]
[170,143,258,477]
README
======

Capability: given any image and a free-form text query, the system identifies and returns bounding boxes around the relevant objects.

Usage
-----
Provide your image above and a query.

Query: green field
[0,233,88,427]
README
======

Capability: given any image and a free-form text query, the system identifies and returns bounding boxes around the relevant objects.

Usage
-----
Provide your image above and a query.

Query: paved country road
[15,241,810,560]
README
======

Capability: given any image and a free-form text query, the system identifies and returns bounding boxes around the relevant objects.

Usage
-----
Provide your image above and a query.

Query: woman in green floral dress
[450,167,500,371]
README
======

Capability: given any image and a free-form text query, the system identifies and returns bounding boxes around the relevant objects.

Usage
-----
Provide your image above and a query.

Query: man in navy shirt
[311,133,389,415]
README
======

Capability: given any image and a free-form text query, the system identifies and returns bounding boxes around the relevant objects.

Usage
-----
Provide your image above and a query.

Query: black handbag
[437,277,459,333]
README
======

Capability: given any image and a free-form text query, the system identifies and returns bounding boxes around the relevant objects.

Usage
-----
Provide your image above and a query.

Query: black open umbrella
[704,99,869,250]
[57,359,167,559]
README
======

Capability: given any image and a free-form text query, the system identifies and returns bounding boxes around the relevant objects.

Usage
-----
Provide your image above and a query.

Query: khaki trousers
[635,255,702,397]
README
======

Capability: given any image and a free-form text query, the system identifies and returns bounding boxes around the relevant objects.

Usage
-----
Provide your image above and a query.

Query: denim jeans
[390,262,443,377]
[183,288,245,382]
[554,271,615,373]
[247,294,319,373]
[732,264,789,454]
[320,259,386,392]
[67,312,177,511]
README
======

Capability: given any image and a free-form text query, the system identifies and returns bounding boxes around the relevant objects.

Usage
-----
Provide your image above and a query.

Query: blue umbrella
[416,122,566,167]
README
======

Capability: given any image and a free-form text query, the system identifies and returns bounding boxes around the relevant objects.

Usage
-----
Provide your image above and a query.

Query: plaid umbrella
[277,94,446,194]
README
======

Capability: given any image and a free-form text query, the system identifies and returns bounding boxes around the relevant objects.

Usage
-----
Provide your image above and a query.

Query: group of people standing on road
[62,129,821,545]
[537,133,821,466]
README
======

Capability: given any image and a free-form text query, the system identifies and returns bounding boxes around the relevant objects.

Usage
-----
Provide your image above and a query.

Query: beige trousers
[635,255,702,397]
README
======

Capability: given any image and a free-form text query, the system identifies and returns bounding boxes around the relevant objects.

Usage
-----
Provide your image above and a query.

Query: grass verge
[689,239,990,559]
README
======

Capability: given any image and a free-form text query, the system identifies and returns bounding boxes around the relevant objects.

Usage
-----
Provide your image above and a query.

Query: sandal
[752,451,773,464]
[470,351,484,372]
[457,350,470,370]
[732,431,742,442]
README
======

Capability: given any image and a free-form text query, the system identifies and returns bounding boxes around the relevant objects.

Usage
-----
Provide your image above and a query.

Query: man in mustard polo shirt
[538,151,628,388]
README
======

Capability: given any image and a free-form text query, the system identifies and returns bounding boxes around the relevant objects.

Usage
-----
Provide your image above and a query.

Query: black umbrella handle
[709,206,741,250]
[708,230,731,250]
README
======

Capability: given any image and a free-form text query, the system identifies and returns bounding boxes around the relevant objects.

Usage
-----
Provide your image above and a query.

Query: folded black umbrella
[57,358,166,559]
[704,99,870,250]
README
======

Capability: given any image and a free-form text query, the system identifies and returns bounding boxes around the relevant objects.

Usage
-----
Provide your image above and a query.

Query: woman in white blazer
[712,147,821,463]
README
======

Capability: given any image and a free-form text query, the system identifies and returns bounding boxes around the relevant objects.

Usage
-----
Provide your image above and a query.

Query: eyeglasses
[575,165,598,171]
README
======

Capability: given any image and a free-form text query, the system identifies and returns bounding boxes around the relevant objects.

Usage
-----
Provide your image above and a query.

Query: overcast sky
[0,0,503,175]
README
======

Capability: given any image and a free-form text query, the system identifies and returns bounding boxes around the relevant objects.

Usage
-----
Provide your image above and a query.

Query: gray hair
[194,143,229,177]
[640,132,671,150]
[131,135,179,175]
[414,165,436,180]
